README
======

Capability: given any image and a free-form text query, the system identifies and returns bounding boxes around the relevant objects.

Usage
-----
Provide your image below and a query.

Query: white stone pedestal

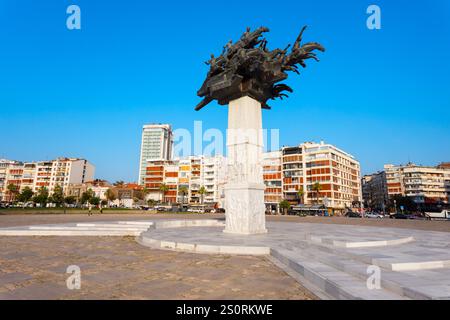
[224,96,267,235]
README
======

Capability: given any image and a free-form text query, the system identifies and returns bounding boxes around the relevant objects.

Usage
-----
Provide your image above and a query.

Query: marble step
[28,226,147,232]
[308,239,450,272]
[292,243,437,299]
[75,223,150,230]
[0,229,141,236]
[270,247,407,300]
[277,241,450,299]
[117,221,155,226]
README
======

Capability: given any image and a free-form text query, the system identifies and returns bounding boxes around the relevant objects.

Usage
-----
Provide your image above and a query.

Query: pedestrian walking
[88,203,92,216]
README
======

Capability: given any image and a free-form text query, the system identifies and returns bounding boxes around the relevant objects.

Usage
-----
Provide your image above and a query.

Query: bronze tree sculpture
[195,26,325,111]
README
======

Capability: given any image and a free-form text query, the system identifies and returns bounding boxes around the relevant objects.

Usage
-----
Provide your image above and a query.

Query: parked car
[345,211,361,218]
[187,207,204,213]
[389,213,409,219]
[425,210,450,220]
[365,212,384,219]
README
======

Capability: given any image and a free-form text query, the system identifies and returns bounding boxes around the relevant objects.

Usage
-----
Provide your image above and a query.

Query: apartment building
[203,156,226,205]
[278,141,362,213]
[384,163,450,205]
[144,160,169,201]
[361,171,388,211]
[0,160,18,200]
[163,163,179,203]
[142,142,361,212]
[0,160,24,202]
[262,151,283,213]
[0,158,95,202]
[138,124,173,185]
[36,158,95,194]
[21,162,37,191]
[143,155,226,205]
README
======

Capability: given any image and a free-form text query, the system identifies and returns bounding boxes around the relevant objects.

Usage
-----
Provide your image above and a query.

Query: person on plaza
[88,203,92,216]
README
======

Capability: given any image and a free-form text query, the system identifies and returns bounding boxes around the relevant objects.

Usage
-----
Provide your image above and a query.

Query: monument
[195,26,325,234]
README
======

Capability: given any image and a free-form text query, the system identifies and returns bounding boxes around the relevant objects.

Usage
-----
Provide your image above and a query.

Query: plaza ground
[0,212,448,300]
[0,213,317,300]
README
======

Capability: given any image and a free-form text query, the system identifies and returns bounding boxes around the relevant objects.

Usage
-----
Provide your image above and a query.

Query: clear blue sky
[0,0,449,182]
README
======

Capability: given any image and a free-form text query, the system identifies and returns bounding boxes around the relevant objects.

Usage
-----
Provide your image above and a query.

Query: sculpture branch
[195,26,325,111]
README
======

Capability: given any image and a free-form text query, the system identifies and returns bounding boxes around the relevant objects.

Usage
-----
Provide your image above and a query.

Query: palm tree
[198,186,206,205]
[312,182,323,205]
[142,187,150,201]
[104,188,116,207]
[279,200,291,215]
[159,183,169,204]
[178,186,189,204]
[297,189,305,205]
[6,184,19,203]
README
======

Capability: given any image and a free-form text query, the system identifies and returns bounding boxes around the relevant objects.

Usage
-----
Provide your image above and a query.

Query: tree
[198,186,207,204]
[279,200,291,215]
[80,188,95,205]
[178,186,188,204]
[17,187,34,204]
[89,196,100,206]
[147,199,156,207]
[6,184,19,202]
[297,189,305,205]
[312,182,323,205]
[104,188,116,206]
[50,184,64,207]
[141,187,150,201]
[32,186,49,207]
[64,196,76,205]
[159,183,169,203]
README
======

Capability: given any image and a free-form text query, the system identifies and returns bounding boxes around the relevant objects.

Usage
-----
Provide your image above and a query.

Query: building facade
[0,158,95,202]
[275,142,362,213]
[0,160,23,202]
[143,155,226,206]
[384,163,450,205]
[138,124,173,185]
[361,171,388,211]
[141,142,361,212]
[262,151,283,213]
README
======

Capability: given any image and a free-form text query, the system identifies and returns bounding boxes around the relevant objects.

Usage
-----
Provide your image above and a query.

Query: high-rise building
[138,124,173,185]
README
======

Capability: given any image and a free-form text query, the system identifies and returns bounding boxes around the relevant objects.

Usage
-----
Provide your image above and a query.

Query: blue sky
[0,0,449,182]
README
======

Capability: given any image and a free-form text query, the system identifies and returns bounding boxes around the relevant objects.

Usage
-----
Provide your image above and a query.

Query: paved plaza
[0,213,449,300]
[0,235,315,300]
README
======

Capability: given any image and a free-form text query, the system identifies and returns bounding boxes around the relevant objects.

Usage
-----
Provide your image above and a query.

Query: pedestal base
[223,183,267,235]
